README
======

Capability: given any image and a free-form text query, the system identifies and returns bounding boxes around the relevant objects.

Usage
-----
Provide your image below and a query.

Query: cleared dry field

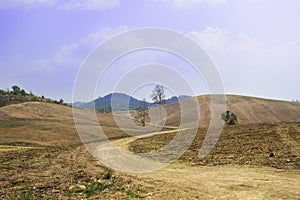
[0,97,300,199]
[129,123,300,170]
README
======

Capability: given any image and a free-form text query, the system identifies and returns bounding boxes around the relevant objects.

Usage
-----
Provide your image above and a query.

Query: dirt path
[139,163,300,199]
[112,128,190,150]
[112,128,300,199]
[0,145,43,153]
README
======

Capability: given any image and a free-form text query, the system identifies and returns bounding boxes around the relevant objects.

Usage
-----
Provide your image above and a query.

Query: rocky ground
[1,122,300,199]
[0,145,152,199]
[129,122,300,170]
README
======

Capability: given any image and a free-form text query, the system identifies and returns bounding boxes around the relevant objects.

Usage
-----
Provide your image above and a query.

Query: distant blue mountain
[73,93,141,111]
[164,95,191,104]
[72,93,191,112]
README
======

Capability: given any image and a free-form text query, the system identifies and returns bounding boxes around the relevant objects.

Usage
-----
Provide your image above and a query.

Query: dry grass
[162,95,300,127]
[0,145,150,199]
[129,122,300,169]
[1,96,300,199]
[0,102,131,146]
[0,145,42,153]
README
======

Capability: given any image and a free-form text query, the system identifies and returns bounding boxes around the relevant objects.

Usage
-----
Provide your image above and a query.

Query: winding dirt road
[112,129,300,200]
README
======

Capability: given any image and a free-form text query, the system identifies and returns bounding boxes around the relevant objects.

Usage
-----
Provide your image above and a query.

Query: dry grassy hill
[226,95,300,124]
[0,102,128,147]
[129,95,300,170]
[1,95,300,147]
[0,102,77,147]
[0,102,148,199]
[163,95,300,127]
[0,96,300,199]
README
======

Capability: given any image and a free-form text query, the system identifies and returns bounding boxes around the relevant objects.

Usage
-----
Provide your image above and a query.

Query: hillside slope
[163,95,300,127]
[1,96,299,199]
[0,102,79,146]
[1,95,300,146]
[0,102,129,146]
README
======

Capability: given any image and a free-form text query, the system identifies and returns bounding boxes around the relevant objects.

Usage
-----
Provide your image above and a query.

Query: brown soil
[0,100,300,199]
[139,162,300,199]
[129,123,300,170]
[113,122,300,199]
[0,145,151,199]
[162,95,300,127]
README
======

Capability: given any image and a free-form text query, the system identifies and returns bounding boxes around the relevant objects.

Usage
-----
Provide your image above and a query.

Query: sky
[0,0,299,103]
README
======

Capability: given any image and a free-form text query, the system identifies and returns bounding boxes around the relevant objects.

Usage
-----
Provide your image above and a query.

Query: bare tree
[151,84,165,124]
[140,98,146,126]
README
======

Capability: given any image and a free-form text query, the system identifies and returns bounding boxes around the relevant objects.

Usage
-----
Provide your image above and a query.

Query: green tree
[20,89,26,96]
[221,110,238,125]
[0,89,6,95]
[0,97,5,107]
[12,85,21,95]
[99,108,105,113]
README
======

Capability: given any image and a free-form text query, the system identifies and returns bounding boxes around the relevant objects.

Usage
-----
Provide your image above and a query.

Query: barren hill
[0,102,128,147]
[0,102,79,146]
[0,96,300,199]
[226,95,300,124]
[1,95,300,146]
[163,95,300,127]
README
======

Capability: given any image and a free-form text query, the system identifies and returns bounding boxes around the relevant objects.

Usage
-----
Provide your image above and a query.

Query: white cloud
[25,44,84,73]
[81,26,128,46]
[167,0,228,8]
[164,0,262,8]
[57,0,121,11]
[188,26,260,58]
[189,27,228,54]
[29,58,52,71]
[53,44,81,67]
[188,27,300,100]
[0,0,121,11]
[45,26,129,70]
[0,0,54,8]
[228,33,258,53]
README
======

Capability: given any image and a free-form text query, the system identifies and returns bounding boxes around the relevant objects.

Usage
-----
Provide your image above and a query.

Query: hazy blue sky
[0,0,299,102]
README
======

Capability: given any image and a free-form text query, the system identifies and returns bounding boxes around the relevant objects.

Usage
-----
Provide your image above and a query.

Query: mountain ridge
[72,92,191,111]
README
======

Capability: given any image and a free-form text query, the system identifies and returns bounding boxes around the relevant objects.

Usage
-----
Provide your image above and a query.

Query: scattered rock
[68,184,86,192]
[97,179,104,184]
[51,189,60,193]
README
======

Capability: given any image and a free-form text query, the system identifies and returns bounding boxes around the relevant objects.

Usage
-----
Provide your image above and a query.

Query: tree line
[0,85,66,107]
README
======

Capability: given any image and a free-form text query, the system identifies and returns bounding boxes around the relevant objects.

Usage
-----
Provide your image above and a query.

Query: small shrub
[141,119,145,126]
[126,189,140,198]
[84,183,110,197]
[102,169,113,180]
[269,151,275,157]
[221,110,238,125]
[14,189,35,200]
